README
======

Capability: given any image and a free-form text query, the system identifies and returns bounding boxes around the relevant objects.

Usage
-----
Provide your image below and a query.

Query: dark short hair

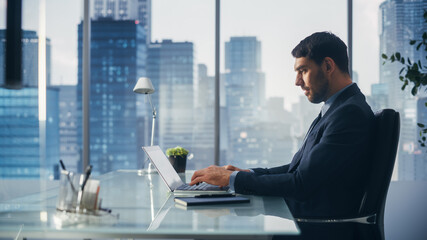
[291,32,349,74]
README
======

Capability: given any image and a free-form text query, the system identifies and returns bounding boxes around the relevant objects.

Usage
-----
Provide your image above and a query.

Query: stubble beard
[307,70,329,104]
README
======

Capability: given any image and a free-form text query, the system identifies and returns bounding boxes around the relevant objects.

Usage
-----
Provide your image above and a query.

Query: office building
[0,30,51,87]
[77,19,147,174]
[0,29,57,179]
[379,0,427,180]
[369,83,389,112]
[352,71,359,85]
[223,36,266,165]
[0,87,59,179]
[291,96,322,152]
[92,0,151,43]
[147,40,195,154]
[191,64,215,169]
[235,97,294,168]
[58,85,80,173]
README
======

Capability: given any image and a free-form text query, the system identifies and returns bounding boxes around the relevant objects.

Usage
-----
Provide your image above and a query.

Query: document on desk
[174,196,250,206]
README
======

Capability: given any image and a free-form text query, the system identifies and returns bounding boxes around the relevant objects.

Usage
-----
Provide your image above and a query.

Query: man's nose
[295,74,303,86]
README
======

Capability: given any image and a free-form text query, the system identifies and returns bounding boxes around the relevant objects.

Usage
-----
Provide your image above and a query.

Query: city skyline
[0,0,425,180]
[0,0,384,111]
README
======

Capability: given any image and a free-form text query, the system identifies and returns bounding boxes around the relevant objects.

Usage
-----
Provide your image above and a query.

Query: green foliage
[166,146,189,157]
[382,10,427,147]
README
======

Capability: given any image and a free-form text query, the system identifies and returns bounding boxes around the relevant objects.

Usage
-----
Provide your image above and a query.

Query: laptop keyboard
[177,182,217,191]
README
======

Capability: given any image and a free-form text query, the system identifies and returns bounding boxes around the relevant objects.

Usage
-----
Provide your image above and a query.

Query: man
[190,32,374,218]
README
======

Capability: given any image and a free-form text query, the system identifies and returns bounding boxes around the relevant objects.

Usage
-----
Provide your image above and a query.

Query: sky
[0,0,385,110]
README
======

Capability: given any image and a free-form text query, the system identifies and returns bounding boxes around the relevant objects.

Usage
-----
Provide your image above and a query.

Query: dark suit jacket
[234,83,375,218]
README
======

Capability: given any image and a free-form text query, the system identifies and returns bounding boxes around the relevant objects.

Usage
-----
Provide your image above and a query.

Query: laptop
[142,145,230,194]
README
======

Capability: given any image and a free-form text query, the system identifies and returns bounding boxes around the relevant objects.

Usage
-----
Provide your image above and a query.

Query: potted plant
[166,146,189,173]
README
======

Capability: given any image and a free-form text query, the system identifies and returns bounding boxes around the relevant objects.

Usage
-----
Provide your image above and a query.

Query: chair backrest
[358,109,400,219]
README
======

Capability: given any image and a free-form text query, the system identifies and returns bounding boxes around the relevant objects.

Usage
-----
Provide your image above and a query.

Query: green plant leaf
[391,55,395,62]
[417,42,423,50]
[381,53,388,59]
[166,146,189,156]
[408,58,412,65]
[410,40,417,45]
[418,123,426,128]
[402,82,407,90]
[411,86,418,96]
[399,68,405,75]
[395,52,401,60]
[422,136,426,141]
[401,58,405,64]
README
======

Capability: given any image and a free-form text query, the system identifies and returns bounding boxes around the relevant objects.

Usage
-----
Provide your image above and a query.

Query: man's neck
[325,74,352,101]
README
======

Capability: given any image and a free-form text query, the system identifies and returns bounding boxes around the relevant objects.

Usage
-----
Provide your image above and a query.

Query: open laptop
[142,145,230,194]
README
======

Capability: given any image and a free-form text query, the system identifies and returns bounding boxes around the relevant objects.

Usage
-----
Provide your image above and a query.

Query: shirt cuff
[229,171,239,192]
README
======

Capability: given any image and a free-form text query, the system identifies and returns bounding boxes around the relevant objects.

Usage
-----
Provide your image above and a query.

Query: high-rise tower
[77,19,147,174]
[92,0,151,43]
[379,0,427,180]
[147,40,195,153]
[223,36,266,165]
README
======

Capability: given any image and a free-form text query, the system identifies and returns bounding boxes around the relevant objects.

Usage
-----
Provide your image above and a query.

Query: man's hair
[291,32,349,74]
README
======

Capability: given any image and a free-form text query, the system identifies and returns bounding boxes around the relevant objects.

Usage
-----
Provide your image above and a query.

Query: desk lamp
[133,77,156,173]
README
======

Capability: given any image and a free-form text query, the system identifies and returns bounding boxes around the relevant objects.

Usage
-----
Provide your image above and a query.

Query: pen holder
[56,170,100,214]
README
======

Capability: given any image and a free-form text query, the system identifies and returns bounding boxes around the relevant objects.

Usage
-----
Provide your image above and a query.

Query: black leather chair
[295,109,400,240]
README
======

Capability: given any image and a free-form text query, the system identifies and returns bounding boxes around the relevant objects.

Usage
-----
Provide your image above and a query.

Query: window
[220,0,347,169]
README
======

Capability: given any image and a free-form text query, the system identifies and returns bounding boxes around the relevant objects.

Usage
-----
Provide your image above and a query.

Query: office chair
[296,109,400,240]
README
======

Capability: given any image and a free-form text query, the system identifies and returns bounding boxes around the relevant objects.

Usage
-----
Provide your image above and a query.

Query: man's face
[294,57,329,103]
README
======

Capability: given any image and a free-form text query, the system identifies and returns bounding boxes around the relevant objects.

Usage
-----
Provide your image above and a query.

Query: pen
[81,165,92,191]
[59,160,77,192]
[194,193,235,198]
[59,159,66,170]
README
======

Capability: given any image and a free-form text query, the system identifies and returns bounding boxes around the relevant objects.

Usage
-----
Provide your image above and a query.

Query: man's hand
[190,165,233,187]
[222,165,251,172]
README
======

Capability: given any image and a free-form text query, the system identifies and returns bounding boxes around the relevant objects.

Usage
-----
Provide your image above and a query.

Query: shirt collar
[321,83,354,117]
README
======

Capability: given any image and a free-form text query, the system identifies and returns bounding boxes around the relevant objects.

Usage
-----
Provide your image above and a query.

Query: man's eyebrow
[295,64,307,71]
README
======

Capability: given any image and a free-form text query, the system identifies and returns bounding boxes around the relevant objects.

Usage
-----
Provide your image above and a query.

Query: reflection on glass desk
[0,170,300,239]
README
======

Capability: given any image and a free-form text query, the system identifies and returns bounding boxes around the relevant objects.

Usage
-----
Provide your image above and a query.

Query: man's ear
[323,57,335,74]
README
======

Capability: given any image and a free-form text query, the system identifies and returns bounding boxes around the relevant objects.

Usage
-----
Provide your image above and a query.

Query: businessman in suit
[190,32,374,219]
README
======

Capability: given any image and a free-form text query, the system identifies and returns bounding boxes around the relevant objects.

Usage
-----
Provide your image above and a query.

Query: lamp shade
[133,77,155,94]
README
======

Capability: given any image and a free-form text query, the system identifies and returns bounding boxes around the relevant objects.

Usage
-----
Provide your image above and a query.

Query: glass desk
[0,170,300,239]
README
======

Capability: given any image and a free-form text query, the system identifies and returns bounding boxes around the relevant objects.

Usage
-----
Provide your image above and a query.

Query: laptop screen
[142,146,184,191]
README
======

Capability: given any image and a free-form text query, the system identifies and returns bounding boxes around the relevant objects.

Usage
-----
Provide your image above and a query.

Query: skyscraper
[92,0,151,43]
[77,19,147,175]
[191,64,215,169]
[379,0,427,180]
[0,30,51,87]
[0,87,59,179]
[147,40,195,154]
[223,36,266,166]
[0,30,58,179]
[58,85,80,173]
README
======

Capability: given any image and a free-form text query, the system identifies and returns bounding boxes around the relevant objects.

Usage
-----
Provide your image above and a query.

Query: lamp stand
[146,94,157,173]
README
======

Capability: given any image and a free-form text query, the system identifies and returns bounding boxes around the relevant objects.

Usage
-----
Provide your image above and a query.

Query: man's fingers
[189,176,203,186]
[191,169,202,181]
[223,165,235,171]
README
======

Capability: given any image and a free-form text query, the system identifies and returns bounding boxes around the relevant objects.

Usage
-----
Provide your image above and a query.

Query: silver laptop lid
[142,145,184,191]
